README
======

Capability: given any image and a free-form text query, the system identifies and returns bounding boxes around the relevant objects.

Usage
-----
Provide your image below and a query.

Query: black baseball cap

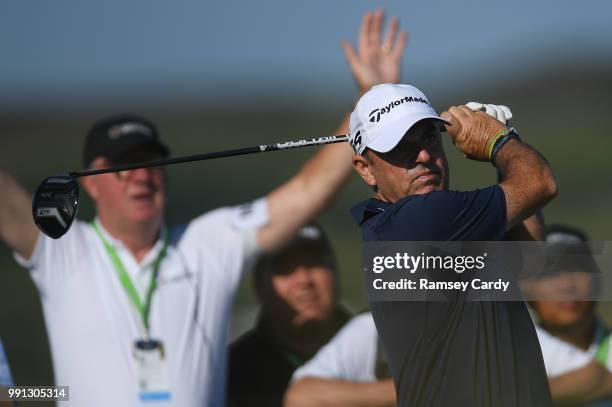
[254,223,337,287]
[82,113,170,167]
[543,224,600,275]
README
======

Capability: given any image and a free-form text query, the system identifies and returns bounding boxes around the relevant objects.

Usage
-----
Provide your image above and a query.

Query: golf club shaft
[70,135,349,178]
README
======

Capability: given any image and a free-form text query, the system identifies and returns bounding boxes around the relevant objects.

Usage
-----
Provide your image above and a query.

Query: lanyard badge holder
[133,338,171,402]
[92,221,172,402]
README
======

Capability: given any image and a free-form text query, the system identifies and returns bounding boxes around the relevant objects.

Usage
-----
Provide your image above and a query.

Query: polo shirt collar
[93,217,167,269]
[350,198,391,226]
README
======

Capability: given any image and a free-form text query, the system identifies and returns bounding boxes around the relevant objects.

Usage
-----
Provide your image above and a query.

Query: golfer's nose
[415,147,432,164]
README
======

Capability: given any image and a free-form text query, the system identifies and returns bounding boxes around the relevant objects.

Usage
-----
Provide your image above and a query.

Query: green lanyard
[92,220,168,336]
[595,333,610,366]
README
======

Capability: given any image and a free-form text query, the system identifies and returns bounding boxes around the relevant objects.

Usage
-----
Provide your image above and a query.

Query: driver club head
[32,173,80,239]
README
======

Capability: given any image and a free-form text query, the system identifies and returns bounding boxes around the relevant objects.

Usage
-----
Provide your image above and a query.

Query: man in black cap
[1,114,349,407]
[0,9,408,406]
[79,113,172,251]
[228,224,350,407]
[83,113,170,165]
[0,114,350,407]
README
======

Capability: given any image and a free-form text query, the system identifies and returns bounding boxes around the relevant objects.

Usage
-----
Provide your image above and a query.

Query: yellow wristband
[486,129,509,161]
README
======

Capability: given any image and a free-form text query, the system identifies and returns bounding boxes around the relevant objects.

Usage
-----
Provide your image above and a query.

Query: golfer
[0,10,406,406]
[349,84,557,406]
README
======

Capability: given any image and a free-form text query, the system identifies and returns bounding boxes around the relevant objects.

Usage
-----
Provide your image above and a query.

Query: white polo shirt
[292,312,380,382]
[536,321,612,407]
[535,320,612,377]
[14,198,268,407]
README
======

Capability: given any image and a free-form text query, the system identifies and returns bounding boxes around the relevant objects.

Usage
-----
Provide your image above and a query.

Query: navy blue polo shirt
[351,186,507,242]
[351,186,551,407]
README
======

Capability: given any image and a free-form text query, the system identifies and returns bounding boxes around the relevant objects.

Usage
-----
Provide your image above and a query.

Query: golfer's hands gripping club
[465,102,513,126]
[342,9,408,92]
[441,105,508,162]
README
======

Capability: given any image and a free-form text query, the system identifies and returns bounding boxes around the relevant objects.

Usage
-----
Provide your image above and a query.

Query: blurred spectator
[0,337,15,407]
[528,225,612,406]
[2,111,352,406]
[285,312,395,407]
[228,224,351,407]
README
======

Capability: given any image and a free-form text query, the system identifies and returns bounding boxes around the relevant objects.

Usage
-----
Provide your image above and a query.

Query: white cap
[349,84,448,155]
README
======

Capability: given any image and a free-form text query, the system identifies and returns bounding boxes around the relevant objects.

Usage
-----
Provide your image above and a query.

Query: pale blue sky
[1,0,611,109]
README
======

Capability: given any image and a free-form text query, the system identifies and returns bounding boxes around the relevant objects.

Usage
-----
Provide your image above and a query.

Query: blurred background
[1,0,611,401]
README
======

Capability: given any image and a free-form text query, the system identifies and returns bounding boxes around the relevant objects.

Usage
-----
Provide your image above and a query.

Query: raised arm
[465,102,546,241]
[284,313,396,407]
[495,139,557,230]
[441,106,557,231]
[0,168,39,259]
[549,360,612,407]
[258,10,408,251]
[500,167,545,240]
[284,378,396,407]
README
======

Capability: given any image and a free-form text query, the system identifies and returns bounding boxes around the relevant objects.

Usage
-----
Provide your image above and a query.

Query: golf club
[32,135,349,239]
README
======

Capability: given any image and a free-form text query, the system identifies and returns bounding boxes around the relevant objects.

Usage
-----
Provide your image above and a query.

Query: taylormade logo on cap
[349,84,447,155]
[368,96,429,123]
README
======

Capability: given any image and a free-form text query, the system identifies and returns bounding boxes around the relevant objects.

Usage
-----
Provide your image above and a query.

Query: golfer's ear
[353,153,377,187]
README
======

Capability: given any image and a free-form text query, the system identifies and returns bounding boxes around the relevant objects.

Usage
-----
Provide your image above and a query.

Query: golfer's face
[90,157,165,225]
[369,120,448,201]
[264,247,336,326]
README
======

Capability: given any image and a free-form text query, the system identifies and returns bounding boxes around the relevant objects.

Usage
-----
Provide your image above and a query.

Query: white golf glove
[465,102,513,126]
